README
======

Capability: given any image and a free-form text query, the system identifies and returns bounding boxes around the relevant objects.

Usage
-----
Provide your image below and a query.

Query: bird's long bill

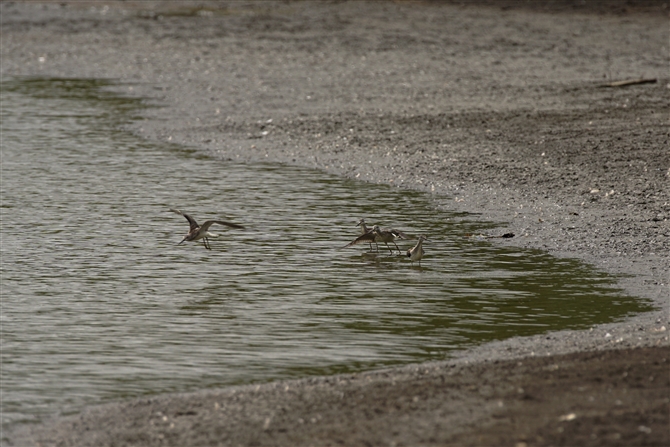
[178,238,187,245]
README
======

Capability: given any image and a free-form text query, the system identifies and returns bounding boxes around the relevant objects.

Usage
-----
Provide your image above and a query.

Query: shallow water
[0,78,652,428]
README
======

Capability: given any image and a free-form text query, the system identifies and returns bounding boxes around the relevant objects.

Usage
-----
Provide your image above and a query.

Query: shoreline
[2,1,668,445]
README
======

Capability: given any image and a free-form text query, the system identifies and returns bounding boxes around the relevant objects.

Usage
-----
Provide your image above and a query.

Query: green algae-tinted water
[1,78,653,428]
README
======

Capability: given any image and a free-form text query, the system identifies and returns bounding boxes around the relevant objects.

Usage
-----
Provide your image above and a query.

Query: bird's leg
[393,241,401,254]
[204,238,211,250]
[385,243,393,254]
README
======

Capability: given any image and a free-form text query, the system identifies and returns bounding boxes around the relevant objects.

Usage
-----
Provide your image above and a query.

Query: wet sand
[2,1,668,445]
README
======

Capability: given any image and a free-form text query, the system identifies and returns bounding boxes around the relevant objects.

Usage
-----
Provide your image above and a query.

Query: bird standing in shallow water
[356,218,376,251]
[373,225,410,254]
[170,208,244,250]
[344,224,409,254]
[407,235,428,266]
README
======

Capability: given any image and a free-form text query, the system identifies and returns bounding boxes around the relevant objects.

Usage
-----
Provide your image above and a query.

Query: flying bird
[170,208,244,250]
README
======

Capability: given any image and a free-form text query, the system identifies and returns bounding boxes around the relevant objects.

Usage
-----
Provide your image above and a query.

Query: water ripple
[1,78,652,428]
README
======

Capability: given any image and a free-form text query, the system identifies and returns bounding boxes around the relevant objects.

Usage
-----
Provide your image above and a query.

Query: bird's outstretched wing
[343,230,376,248]
[170,208,199,232]
[201,220,245,231]
[388,228,410,239]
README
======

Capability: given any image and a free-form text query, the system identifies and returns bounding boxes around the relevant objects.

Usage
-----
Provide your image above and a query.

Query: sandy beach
[2,1,668,445]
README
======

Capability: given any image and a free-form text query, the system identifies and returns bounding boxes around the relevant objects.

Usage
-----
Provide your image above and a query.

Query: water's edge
[1,80,660,440]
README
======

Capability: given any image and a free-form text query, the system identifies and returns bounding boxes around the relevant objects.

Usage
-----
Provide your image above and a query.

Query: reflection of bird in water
[407,235,428,266]
[169,208,244,250]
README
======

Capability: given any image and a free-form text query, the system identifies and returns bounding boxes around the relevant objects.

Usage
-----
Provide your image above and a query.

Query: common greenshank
[170,208,244,250]
[356,218,376,251]
[407,235,428,266]
[344,224,409,254]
